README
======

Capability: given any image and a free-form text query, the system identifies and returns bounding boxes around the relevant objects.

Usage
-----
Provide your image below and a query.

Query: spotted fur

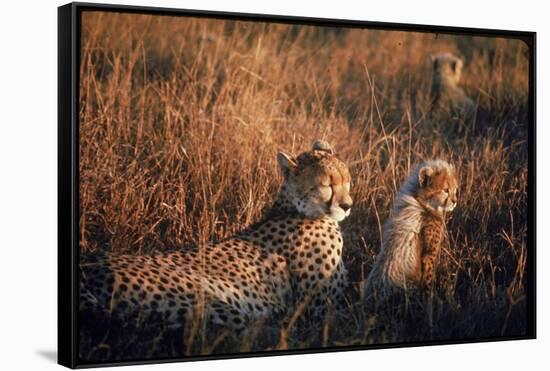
[80,141,353,329]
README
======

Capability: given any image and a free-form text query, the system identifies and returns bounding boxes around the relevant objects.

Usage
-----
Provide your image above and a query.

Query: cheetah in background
[80,140,353,331]
[364,160,458,303]
[430,52,475,117]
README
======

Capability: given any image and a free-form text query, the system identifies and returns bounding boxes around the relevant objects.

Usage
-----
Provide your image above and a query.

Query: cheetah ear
[313,140,334,154]
[277,151,297,178]
[431,55,439,70]
[452,58,463,79]
[418,166,434,188]
[452,58,463,71]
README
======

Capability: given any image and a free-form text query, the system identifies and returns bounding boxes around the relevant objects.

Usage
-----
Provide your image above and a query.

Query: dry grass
[78,11,530,361]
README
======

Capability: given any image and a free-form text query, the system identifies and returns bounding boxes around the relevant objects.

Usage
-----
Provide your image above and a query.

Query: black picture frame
[58,2,536,368]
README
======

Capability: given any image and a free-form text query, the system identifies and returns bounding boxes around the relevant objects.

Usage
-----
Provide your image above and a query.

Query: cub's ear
[431,55,439,70]
[452,58,463,79]
[418,165,434,188]
[277,151,297,178]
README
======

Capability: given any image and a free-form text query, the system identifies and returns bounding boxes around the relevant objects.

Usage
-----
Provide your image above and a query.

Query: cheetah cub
[365,160,458,300]
[430,52,475,117]
[80,141,353,330]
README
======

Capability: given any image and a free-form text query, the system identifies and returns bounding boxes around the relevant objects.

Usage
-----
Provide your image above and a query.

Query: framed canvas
[58,2,536,368]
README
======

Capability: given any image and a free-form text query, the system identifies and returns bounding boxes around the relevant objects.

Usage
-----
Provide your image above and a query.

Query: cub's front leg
[420,217,445,288]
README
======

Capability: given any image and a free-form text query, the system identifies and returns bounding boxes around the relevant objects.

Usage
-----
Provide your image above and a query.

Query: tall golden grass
[79,11,530,360]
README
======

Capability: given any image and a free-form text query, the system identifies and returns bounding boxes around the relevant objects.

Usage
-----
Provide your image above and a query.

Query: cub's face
[277,141,353,222]
[433,53,463,85]
[416,161,458,213]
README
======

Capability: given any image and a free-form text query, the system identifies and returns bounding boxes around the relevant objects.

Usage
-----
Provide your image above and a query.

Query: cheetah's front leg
[311,260,350,317]
[421,219,445,288]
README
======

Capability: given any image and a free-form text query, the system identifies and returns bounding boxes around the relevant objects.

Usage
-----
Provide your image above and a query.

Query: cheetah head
[277,140,353,222]
[432,52,463,85]
[415,160,458,213]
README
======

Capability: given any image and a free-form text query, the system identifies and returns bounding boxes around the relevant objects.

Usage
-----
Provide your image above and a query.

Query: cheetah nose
[340,202,352,212]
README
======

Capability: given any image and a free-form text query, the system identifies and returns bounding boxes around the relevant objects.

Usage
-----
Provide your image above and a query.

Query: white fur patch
[329,206,348,222]
[444,203,456,212]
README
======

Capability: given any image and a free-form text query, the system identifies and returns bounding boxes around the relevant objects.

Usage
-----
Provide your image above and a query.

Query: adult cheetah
[364,160,458,303]
[80,141,353,330]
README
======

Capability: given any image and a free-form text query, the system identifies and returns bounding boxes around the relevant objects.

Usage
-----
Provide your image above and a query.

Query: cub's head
[413,160,458,213]
[432,52,463,85]
[277,140,353,222]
